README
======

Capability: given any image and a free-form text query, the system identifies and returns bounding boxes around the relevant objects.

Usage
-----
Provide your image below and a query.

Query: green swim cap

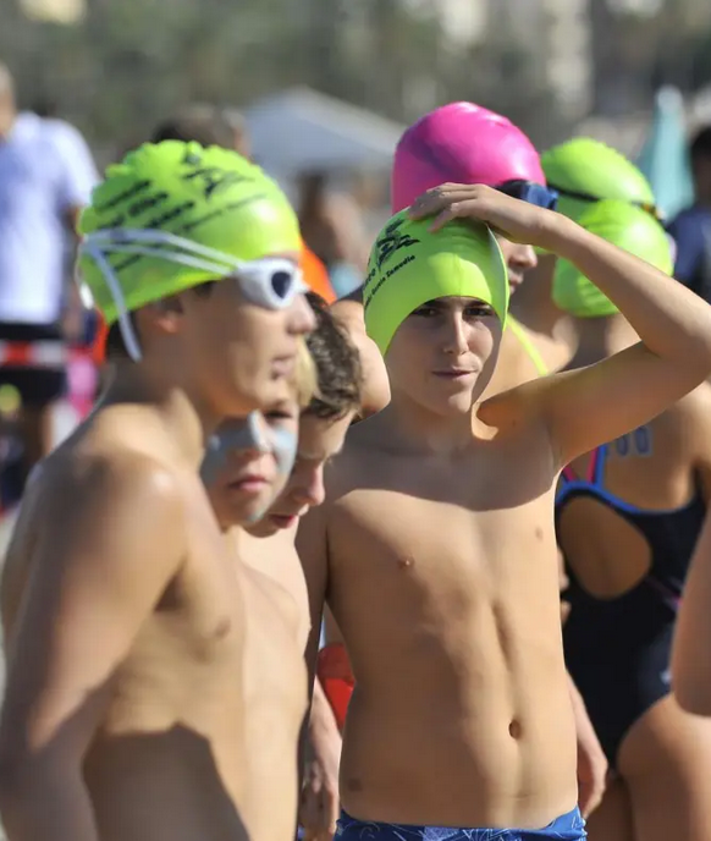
[553,199,673,318]
[542,138,656,223]
[79,141,300,342]
[363,210,509,355]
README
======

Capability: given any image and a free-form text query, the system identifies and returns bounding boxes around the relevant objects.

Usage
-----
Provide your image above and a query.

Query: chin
[244,518,276,538]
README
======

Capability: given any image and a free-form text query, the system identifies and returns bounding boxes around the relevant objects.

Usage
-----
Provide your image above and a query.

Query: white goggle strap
[87,241,238,278]
[81,228,245,364]
[87,228,246,272]
[84,242,143,362]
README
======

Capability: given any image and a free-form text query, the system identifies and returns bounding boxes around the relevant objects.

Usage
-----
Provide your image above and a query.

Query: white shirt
[0,112,98,324]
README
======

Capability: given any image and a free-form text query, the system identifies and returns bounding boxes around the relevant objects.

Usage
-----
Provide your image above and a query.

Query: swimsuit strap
[592,444,608,487]
[560,445,607,486]
[507,317,549,376]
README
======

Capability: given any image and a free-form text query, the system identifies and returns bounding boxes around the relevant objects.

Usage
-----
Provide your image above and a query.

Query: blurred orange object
[301,244,335,304]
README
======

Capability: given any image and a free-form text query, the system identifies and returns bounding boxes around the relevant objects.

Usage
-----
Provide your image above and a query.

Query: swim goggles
[546,183,663,222]
[82,228,307,362]
[496,180,559,211]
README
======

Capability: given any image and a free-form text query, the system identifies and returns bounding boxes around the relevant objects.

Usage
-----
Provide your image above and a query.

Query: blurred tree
[9,0,708,163]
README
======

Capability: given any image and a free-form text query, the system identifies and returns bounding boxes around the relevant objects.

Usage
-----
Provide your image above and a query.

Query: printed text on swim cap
[364,218,419,310]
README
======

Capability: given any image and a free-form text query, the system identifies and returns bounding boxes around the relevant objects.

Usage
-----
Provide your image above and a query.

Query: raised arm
[411,185,711,466]
[0,455,185,841]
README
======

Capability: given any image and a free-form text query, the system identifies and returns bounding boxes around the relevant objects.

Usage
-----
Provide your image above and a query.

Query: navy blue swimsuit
[556,443,705,767]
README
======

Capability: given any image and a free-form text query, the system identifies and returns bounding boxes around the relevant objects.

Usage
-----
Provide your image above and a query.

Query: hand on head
[409,183,559,249]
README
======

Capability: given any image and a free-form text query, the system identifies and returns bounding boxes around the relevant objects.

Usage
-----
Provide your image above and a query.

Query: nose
[442,311,469,356]
[290,464,326,509]
[288,293,318,335]
[508,242,538,274]
[220,413,272,459]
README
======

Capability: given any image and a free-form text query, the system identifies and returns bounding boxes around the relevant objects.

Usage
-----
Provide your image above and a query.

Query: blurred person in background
[152,103,251,160]
[667,126,711,302]
[298,171,369,299]
[0,62,98,484]
[546,143,711,841]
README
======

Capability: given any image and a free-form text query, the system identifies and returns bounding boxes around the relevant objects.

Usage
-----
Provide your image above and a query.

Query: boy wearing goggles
[0,141,315,841]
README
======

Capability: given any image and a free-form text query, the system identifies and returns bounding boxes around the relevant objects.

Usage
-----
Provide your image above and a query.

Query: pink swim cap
[391,102,545,213]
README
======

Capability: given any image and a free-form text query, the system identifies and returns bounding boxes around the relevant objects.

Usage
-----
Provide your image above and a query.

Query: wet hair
[105,282,216,360]
[690,126,711,166]
[304,292,361,420]
[151,104,245,151]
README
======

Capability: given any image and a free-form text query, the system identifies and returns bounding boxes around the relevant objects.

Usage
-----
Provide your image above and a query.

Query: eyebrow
[420,298,490,309]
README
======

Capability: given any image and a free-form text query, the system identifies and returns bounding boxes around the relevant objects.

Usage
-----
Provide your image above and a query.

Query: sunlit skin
[0,241,317,841]
[385,297,503,419]
[207,406,355,841]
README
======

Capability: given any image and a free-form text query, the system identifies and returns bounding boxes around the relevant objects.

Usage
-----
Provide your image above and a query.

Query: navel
[508,719,522,740]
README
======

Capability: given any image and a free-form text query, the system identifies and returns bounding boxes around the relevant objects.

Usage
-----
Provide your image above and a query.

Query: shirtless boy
[0,140,315,841]
[317,104,600,828]
[204,294,360,841]
[297,183,711,840]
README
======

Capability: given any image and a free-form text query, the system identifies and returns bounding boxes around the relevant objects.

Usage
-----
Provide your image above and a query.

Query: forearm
[544,215,711,375]
[567,672,594,738]
[0,766,99,841]
[308,677,341,758]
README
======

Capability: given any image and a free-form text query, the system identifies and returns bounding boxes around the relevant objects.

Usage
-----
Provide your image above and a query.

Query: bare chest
[243,567,307,726]
[336,490,554,588]
[106,492,247,732]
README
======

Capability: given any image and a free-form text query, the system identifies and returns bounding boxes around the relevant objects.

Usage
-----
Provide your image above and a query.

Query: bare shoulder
[23,440,188,574]
[42,441,183,513]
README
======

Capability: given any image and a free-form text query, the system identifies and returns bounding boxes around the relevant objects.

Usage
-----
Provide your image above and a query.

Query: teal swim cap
[541,138,657,223]
[553,199,673,318]
[364,210,509,355]
[79,141,300,358]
